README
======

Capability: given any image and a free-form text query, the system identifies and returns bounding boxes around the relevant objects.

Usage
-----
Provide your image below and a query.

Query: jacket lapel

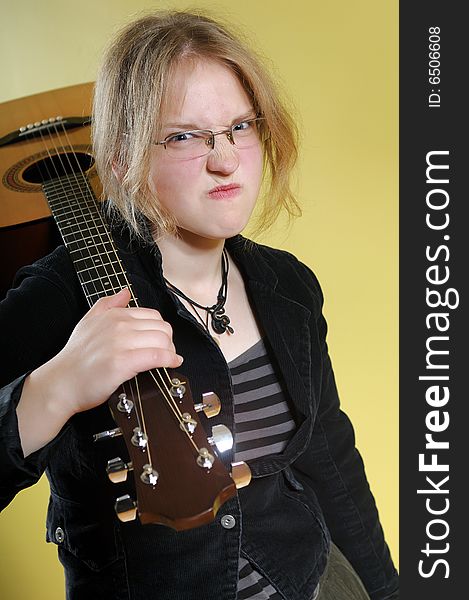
[246,279,313,419]
[227,237,317,419]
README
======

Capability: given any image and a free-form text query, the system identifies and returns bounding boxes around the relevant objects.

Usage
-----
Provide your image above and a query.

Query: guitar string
[54,119,181,412]
[35,131,101,308]
[36,126,102,302]
[40,123,154,463]
[52,127,206,456]
[41,121,204,459]
[34,126,141,431]
[51,128,196,432]
[33,126,140,445]
[42,125,147,440]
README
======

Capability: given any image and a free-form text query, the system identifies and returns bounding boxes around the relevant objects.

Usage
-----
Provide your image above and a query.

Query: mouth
[208,183,241,200]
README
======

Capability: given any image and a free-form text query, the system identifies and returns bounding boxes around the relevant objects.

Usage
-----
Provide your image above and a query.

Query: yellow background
[0,0,398,597]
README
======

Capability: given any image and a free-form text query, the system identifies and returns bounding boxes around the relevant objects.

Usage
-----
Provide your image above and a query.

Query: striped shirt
[229,338,296,600]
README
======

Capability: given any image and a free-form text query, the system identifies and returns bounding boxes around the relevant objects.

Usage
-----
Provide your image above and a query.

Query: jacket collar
[114,227,315,419]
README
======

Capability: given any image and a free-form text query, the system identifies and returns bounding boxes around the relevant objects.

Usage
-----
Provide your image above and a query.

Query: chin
[179,211,253,242]
[199,219,251,240]
[214,223,249,240]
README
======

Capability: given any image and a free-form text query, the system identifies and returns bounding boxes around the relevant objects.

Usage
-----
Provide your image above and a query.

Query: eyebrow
[163,112,256,131]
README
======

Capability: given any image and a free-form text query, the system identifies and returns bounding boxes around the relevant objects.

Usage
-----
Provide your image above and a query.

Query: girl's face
[149,59,264,244]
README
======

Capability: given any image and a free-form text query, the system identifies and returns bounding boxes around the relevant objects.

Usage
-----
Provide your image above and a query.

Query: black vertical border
[400,2,467,597]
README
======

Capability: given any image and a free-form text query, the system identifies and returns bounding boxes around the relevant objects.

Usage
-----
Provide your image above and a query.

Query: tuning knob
[231,461,252,489]
[170,378,186,399]
[194,392,221,418]
[207,424,233,454]
[140,464,159,486]
[196,447,215,469]
[131,427,148,449]
[106,457,133,483]
[180,412,197,434]
[93,427,122,442]
[116,393,134,415]
[114,494,137,522]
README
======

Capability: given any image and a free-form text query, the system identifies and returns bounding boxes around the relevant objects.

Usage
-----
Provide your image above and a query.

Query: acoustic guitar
[0,83,250,530]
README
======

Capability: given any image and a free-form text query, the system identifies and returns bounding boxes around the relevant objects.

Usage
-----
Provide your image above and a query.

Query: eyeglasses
[154,117,265,160]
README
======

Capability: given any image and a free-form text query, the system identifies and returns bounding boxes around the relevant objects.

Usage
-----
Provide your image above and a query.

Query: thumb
[89,288,131,314]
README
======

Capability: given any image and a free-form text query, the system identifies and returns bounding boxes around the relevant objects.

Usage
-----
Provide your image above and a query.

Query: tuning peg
[131,427,148,449]
[196,447,216,469]
[231,461,252,489]
[106,457,133,483]
[207,424,233,454]
[140,464,159,486]
[116,393,134,415]
[170,378,186,399]
[114,494,137,522]
[93,427,122,442]
[179,412,197,434]
[194,392,221,418]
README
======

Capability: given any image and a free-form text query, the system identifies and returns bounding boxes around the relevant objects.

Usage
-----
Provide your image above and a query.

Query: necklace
[164,248,234,336]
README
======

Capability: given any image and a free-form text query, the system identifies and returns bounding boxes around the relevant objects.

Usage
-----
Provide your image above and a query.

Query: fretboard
[42,172,136,307]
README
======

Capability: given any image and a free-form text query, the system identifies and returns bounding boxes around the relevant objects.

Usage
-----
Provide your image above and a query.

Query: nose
[206,134,239,175]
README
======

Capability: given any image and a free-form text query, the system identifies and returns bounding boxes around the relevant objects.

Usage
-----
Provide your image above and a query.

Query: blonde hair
[92,10,300,238]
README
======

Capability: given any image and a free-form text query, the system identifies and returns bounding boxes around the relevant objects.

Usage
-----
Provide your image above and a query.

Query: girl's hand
[52,288,183,415]
[17,288,183,456]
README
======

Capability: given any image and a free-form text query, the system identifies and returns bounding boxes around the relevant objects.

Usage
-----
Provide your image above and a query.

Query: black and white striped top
[229,338,296,600]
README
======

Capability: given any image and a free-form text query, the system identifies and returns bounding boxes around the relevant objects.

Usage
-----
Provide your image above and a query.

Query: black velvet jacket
[0,231,398,600]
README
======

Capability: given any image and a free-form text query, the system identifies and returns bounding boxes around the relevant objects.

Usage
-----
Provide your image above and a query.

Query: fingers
[119,347,184,374]
[35,285,186,419]
[88,289,168,326]
[119,327,178,355]
[89,287,131,314]
[90,293,183,365]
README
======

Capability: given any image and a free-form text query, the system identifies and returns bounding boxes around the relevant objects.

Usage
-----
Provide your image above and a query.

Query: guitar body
[0,83,97,297]
[0,82,97,228]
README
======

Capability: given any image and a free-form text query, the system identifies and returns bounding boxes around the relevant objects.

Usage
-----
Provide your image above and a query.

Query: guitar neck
[42,172,136,308]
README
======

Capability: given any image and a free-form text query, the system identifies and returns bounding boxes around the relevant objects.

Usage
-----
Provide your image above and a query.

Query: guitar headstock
[94,369,250,531]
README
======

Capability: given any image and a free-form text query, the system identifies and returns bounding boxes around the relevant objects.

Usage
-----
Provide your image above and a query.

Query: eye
[232,120,252,132]
[166,131,195,144]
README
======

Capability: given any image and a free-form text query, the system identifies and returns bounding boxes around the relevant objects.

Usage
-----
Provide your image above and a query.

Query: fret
[60,216,107,230]
[46,184,94,196]
[79,265,130,284]
[77,265,126,283]
[61,224,110,239]
[71,251,121,263]
[46,190,95,202]
[48,193,96,206]
[75,257,122,272]
[80,273,128,293]
[50,209,102,224]
[74,255,122,268]
[58,214,107,227]
[42,173,136,308]
[51,200,99,214]
[50,203,100,218]
[86,291,139,306]
[66,239,115,255]
[55,217,103,233]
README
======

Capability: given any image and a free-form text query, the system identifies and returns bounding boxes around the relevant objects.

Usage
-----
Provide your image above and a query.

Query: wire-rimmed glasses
[154,116,265,160]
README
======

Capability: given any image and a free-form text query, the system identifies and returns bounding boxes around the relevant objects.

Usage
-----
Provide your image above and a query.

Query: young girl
[0,11,398,600]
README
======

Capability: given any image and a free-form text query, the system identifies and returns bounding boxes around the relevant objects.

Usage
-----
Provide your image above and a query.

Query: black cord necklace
[164,248,234,336]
